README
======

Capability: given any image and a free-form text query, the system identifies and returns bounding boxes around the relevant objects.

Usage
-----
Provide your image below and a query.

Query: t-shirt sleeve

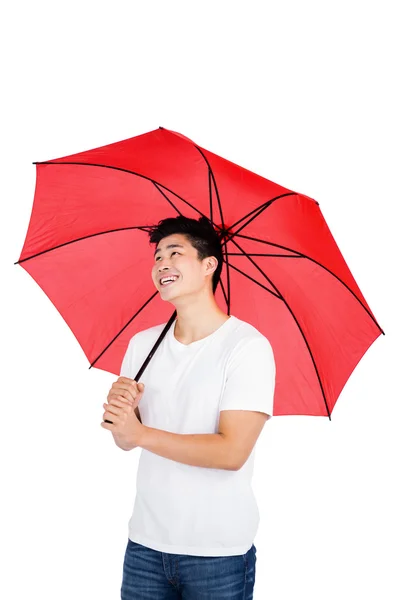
[219,335,276,417]
[119,336,137,379]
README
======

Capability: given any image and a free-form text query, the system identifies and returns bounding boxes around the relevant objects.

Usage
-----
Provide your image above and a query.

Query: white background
[2,1,399,598]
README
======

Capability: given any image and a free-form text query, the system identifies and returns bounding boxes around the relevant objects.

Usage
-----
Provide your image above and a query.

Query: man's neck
[173,301,230,345]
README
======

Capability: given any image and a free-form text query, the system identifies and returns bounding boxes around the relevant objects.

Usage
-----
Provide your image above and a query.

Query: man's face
[151,233,214,301]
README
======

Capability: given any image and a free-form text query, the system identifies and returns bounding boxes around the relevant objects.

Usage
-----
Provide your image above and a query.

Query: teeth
[161,276,178,285]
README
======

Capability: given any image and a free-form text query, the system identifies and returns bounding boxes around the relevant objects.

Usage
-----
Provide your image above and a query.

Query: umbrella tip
[159,126,164,129]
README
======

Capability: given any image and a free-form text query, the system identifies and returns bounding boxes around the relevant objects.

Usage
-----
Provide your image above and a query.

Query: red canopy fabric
[16,127,384,418]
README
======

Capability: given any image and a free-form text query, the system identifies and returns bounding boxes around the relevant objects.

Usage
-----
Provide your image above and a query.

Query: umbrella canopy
[15,126,384,419]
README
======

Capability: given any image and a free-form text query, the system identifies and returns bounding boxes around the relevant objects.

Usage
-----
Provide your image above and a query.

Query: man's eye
[155,251,180,262]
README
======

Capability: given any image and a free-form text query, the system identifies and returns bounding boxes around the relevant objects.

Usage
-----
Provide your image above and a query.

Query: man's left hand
[100,386,144,447]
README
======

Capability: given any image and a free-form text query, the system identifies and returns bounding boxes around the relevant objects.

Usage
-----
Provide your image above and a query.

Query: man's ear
[206,256,218,275]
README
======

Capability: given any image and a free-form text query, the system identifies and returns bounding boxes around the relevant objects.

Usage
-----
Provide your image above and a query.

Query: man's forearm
[136,426,238,470]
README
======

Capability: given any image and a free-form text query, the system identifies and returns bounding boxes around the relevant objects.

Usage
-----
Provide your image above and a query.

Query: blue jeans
[121,539,257,599]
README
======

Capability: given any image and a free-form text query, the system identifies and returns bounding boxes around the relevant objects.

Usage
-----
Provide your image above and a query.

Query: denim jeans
[121,539,257,599]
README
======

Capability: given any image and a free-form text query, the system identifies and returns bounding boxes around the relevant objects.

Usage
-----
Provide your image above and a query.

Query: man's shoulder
[220,318,275,379]
[228,316,273,354]
[230,315,270,341]
[128,321,169,347]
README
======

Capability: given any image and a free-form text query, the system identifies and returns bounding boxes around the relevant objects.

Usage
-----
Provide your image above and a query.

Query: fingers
[105,379,144,425]
[107,397,133,411]
[109,384,134,403]
[107,387,132,404]
[117,377,145,393]
[108,392,132,406]
[103,404,120,420]
[109,379,144,403]
[103,396,132,420]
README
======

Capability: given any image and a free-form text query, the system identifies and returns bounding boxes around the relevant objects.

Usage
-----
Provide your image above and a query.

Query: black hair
[147,215,223,294]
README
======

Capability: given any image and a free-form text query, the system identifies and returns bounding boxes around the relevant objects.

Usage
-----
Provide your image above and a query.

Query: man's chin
[159,288,178,299]
[159,288,186,305]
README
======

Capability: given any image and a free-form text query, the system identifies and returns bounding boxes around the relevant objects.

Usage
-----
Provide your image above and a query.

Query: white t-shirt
[119,314,275,556]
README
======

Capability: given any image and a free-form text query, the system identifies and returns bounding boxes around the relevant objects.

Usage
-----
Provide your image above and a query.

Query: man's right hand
[107,377,145,410]
[105,377,145,449]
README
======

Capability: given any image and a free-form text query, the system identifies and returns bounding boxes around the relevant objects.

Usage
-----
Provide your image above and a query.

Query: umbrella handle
[102,311,177,428]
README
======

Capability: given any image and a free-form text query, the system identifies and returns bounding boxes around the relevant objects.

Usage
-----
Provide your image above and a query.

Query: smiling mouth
[159,276,179,288]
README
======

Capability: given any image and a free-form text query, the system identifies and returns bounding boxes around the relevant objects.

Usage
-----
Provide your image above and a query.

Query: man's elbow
[232,458,244,471]
[222,438,246,471]
[229,451,246,471]
[231,447,252,470]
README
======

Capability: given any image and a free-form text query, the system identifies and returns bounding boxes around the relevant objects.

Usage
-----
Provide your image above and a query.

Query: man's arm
[137,426,238,470]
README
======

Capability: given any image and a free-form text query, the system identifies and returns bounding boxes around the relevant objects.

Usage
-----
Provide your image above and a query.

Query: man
[101,215,276,599]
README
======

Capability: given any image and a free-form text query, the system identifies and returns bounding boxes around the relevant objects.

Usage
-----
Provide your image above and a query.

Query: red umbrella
[15,126,384,419]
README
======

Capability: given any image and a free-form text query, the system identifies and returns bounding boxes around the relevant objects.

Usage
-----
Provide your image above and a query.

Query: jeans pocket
[242,544,254,569]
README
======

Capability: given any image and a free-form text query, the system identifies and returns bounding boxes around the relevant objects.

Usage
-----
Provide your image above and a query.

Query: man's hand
[100,377,145,449]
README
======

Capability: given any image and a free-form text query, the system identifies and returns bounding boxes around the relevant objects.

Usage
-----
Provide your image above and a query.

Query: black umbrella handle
[103,311,177,425]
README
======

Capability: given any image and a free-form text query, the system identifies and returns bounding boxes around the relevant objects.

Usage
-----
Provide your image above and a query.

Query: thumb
[137,382,145,392]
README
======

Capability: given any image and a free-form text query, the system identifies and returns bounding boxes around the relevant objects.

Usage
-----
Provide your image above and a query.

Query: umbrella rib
[193,146,231,314]
[208,169,213,223]
[192,147,225,229]
[234,232,385,335]
[220,195,384,335]
[32,160,227,229]
[218,276,229,308]
[16,161,225,263]
[14,225,152,264]
[221,259,282,299]
[89,291,159,369]
[152,181,185,216]
[228,236,332,419]
[133,310,177,382]
[229,192,298,233]
[212,167,231,313]
[227,253,303,257]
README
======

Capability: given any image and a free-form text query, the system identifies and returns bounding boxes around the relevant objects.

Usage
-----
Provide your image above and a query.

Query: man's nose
[158,262,171,271]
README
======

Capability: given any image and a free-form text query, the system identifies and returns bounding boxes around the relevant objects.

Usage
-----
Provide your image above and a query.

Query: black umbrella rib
[229,192,298,233]
[193,147,225,227]
[193,146,231,314]
[234,232,385,336]
[89,291,159,369]
[208,168,213,223]
[227,253,303,258]
[228,236,332,420]
[221,259,282,299]
[218,276,229,308]
[14,225,152,264]
[17,161,225,263]
[221,195,384,336]
[152,181,185,216]
[32,161,225,227]
[210,167,231,314]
